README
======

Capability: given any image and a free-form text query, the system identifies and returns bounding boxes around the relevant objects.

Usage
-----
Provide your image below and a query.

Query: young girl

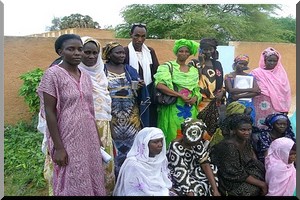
[265,137,296,196]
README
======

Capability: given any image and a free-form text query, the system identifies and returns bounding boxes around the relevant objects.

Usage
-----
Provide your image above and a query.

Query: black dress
[210,140,265,196]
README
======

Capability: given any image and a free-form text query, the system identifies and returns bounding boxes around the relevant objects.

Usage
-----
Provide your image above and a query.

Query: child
[265,137,296,196]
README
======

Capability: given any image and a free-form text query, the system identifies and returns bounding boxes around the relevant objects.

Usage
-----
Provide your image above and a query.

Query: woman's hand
[137,79,145,90]
[259,182,268,196]
[186,96,197,106]
[252,87,261,94]
[186,192,194,196]
[231,94,239,101]
[54,148,68,167]
[179,93,190,102]
[214,90,224,101]
[212,189,221,196]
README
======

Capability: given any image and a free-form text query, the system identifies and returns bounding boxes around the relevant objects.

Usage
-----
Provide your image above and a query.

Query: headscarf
[102,41,122,61]
[265,137,296,196]
[78,36,111,121]
[181,118,207,143]
[199,38,219,59]
[264,113,290,130]
[226,101,246,116]
[251,47,291,112]
[173,39,199,56]
[54,34,82,55]
[232,54,250,70]
[199,38,218,50]
[113,127,172,196]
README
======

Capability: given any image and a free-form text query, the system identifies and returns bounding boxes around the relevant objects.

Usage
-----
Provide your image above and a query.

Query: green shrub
[4,122,47,195]
[19,68,44,114]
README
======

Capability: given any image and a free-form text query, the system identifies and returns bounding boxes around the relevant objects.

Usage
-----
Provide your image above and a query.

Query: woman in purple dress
[37,34,106,196]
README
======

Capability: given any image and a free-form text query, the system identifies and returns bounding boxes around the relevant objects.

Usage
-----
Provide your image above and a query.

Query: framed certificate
[234,75,254,102]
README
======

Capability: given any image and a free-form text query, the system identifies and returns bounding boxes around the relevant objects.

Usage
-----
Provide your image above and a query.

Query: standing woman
[102,42,143,179]
[251,47,291,128]
[37,34,106,196]
[189,38,225,140]
[224,54,261,122]
[154,39,201,147]
[78,36,114,194]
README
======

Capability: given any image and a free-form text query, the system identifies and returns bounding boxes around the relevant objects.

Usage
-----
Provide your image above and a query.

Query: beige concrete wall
[4,36,295,125]
[28,28,115,39]
[229,41,296,97]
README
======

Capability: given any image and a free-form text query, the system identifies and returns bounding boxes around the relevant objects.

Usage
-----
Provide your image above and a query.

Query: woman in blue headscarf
[251,113,296,164]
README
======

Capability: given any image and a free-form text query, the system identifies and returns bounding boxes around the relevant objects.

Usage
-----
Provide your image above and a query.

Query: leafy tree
[115,4,295,44]
[269,16,296,43]
[47,13,100,31]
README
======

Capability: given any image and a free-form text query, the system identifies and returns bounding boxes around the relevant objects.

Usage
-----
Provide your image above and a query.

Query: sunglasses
[132,23,146,27]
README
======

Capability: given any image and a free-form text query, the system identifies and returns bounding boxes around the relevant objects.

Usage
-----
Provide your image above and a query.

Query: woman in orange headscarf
[224,54,261,122]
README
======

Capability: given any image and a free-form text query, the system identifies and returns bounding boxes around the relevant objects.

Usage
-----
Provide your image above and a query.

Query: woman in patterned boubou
[102,42,146,179]
[189,38,226,141]
[167,118,220,196]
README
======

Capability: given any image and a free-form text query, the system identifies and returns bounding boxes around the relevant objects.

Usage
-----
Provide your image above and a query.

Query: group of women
[37,31,295,196]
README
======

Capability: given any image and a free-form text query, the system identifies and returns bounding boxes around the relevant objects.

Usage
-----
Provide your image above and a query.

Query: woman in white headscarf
[78,36,115,195]
[113,127,174,196]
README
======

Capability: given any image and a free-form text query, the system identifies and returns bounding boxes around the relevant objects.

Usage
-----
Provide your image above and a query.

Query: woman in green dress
[154,39,201,147]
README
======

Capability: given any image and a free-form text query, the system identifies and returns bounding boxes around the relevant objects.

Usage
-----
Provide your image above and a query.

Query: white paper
[234,75,253,102]
[100,147,112,163]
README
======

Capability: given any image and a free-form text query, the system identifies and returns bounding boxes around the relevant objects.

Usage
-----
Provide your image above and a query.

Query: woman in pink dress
[251,47,291,128]
[37,34,106,196]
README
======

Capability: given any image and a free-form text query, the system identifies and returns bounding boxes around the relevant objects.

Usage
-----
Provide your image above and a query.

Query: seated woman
[113,127,174,196]
[210,114,267,196]
[251,113,296,164]
[167,118,220,196]
[224,54,261,122]
[265,137,296,196]
[209,101,253,148]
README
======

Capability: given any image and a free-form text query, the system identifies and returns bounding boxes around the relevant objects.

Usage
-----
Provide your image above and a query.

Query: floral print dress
[154,61,201,147]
